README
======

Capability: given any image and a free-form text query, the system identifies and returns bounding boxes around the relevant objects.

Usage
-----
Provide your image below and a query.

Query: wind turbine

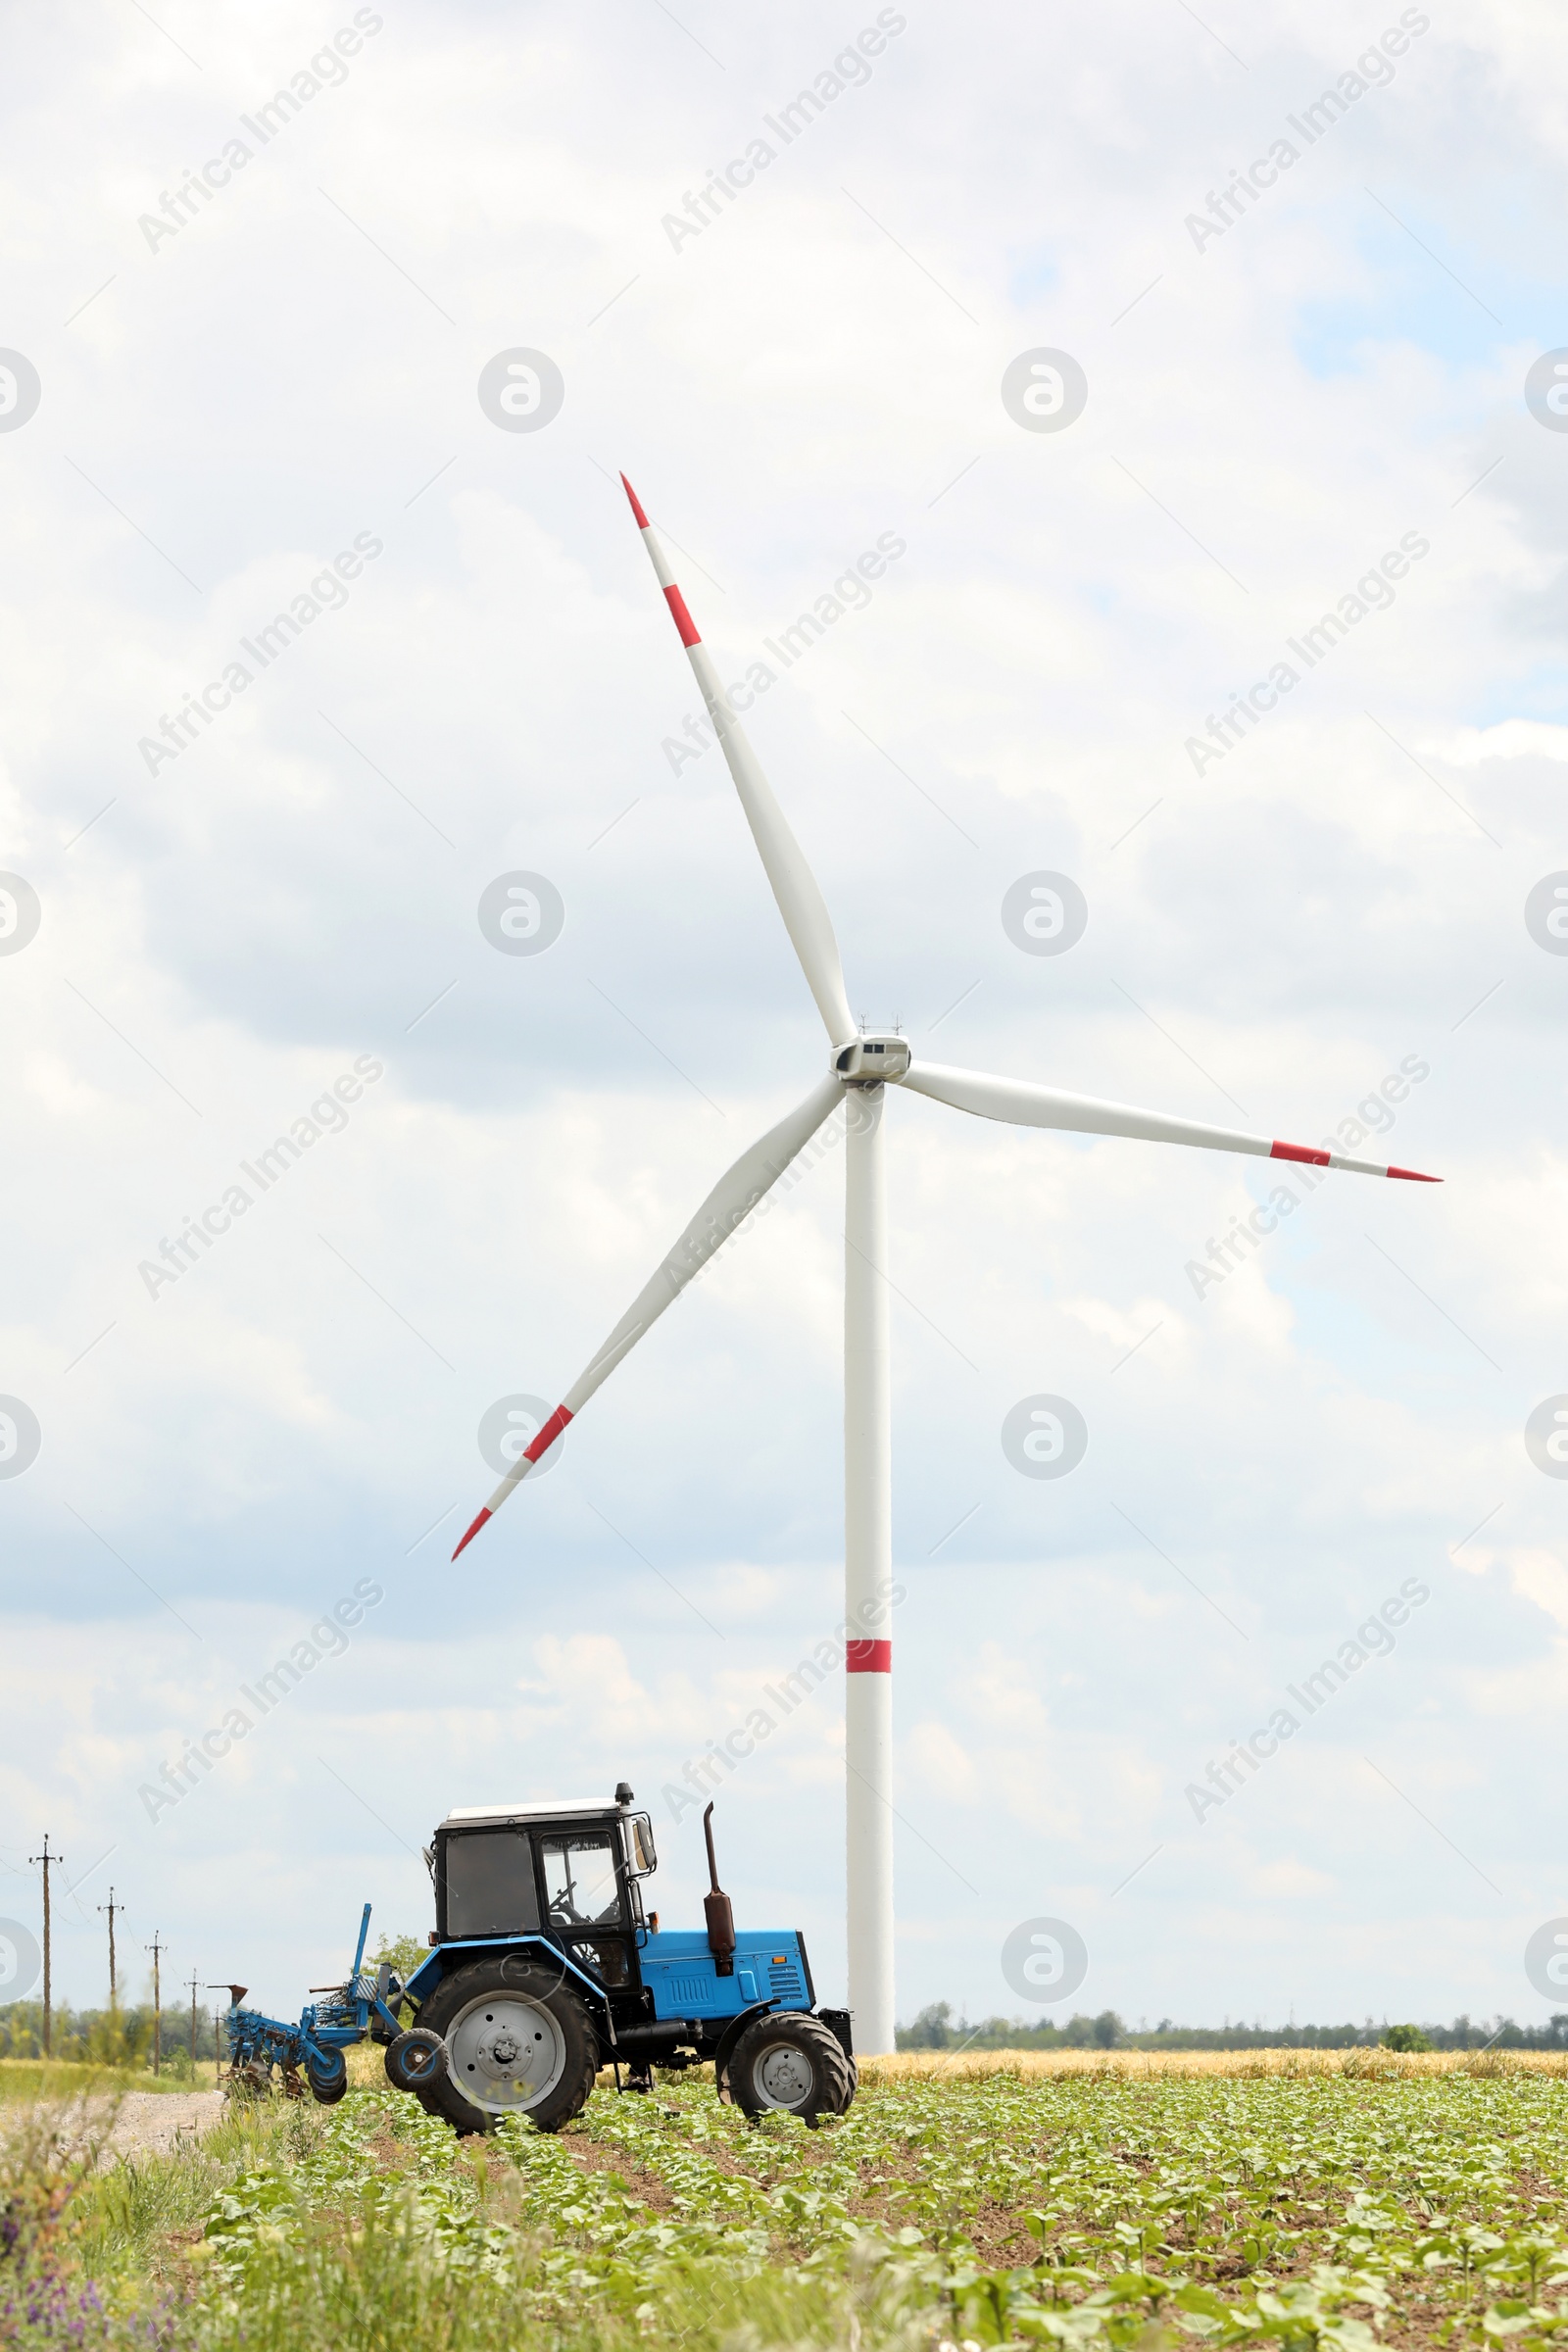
[454,474,1441,2055]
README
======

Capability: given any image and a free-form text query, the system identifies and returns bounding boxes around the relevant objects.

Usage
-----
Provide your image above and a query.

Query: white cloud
[1252,1859,1336,1898]
[1444,721,1568,764]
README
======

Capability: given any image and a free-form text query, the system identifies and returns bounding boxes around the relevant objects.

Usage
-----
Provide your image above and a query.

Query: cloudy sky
[2,0,1566,2041]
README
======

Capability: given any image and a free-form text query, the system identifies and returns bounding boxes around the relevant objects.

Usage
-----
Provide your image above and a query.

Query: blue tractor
[220,1788,856,2133]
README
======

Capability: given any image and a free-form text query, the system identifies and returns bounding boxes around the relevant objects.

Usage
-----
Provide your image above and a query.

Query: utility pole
[98,1886,125,2008]
[27,1836,62,2058]
[145,1932,166,2076]
[186,1969,200,2075]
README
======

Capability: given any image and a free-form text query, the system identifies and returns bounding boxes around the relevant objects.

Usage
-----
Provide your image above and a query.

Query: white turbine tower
[454,474,1441,2055]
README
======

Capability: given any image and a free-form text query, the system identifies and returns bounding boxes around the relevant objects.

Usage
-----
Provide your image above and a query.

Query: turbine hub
[834,1033,910,1086]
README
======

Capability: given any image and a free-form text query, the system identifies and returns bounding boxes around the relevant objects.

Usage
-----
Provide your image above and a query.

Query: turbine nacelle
[834,1033,911,1086]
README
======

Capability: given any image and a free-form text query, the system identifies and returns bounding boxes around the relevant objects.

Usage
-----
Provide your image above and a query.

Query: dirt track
[105,2090,224,2159]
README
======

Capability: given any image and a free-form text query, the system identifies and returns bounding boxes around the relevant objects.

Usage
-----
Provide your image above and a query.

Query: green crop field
[9,2054,1568,2349]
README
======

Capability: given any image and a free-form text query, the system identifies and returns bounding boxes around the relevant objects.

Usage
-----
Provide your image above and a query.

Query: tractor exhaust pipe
[702,1802,736,1978]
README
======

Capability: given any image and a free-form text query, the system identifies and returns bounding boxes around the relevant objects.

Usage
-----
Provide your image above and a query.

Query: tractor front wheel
[726,2012,855,2124]
[414,1959,599,2135]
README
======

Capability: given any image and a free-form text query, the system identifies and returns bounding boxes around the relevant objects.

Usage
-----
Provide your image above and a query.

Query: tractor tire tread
[728,2011,856,2122]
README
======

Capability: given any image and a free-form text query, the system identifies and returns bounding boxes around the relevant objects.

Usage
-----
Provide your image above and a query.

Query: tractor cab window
[539,1833,623,1930]
[442,1829,541,1938]
[539,1831,634,1987]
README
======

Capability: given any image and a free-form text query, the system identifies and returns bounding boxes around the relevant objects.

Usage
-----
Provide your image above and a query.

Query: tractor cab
[428,1783,656,1989]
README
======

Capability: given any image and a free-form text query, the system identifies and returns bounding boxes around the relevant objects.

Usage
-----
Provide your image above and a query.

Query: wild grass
[180,2215,938,2352]
[342,2039,384,2088]
[0,2058,200,2103]
[73,2098,321,2291]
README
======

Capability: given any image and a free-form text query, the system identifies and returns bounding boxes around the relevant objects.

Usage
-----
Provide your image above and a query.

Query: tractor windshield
[539,1832,622,1929]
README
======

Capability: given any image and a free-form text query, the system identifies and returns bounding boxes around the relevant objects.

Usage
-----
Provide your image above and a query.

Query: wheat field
[858,2043,1568,2081]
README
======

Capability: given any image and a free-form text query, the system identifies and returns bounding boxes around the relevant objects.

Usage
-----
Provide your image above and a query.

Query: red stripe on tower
[663,585,701,647]
[619,473,651,529]
[1271,1141,1331,1167]
[846,1640,892,1674]
[524,1404,574,1462]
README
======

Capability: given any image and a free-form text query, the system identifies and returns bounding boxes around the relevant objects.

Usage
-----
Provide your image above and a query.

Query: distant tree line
[896,2002,1568,2053]
[0,1999,223,2070]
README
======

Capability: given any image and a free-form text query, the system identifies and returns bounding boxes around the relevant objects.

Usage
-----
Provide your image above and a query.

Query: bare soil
[105,2090,224,2161]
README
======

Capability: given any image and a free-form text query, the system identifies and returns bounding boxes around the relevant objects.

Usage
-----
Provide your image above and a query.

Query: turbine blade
[453,1071,845,1556]
[621,474,856,1049]
[902,1060,1441,1182]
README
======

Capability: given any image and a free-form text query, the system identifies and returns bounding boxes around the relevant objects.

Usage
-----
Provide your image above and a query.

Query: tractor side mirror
[631,1815,657,1874]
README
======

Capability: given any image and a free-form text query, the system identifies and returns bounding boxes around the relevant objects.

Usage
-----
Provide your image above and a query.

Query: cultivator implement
[219,1903,409,2103]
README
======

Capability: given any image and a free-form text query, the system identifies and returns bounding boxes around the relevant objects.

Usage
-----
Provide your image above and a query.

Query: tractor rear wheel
[414,1959,599,2135]
[726,2012,855,2124]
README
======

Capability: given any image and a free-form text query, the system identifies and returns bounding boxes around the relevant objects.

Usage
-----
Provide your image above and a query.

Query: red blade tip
[1387,1165,1442,1183]
[620,473,650,529]
[452,1506,492,1560]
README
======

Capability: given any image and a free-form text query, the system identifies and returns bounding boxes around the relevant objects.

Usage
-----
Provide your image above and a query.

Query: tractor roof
[441,1798,619,1831]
